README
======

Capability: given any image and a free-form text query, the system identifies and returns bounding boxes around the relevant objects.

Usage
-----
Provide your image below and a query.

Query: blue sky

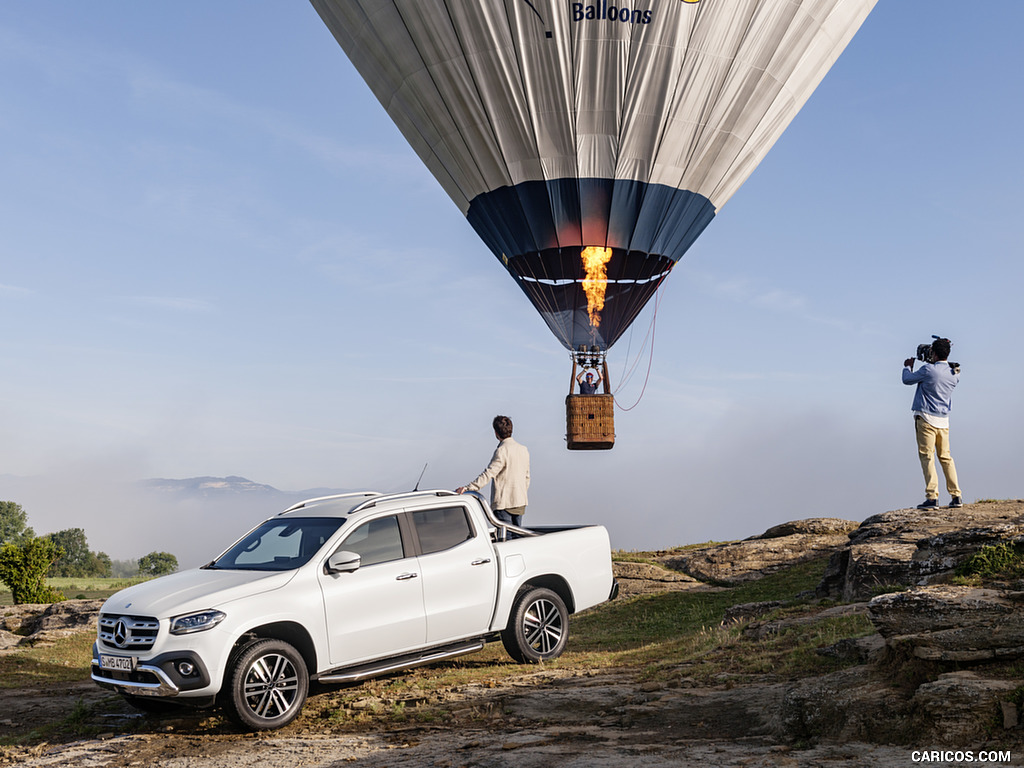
[1,3,1022,564]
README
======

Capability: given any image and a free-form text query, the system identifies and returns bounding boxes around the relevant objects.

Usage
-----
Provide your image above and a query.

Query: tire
[501,587,569,663]
[225,639,309,731]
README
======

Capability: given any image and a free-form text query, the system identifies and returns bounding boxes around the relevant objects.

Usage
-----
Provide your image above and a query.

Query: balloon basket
[566,394,615,450]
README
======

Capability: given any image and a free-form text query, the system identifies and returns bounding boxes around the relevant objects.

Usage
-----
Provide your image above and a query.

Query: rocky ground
[0,669,946,768]
[4,501,1024,767]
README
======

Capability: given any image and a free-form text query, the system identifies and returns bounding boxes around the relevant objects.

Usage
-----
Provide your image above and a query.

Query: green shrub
[955,541,1024,580]
[0,538,66,604]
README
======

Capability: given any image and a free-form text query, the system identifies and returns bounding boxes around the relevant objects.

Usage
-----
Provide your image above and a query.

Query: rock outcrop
[781,666,1020,746]
[0,599,103,651]
[656,504,1024,747]
[817,500,1024,601]
[910,672,1020,743]
[611,561,705,598]
[660,517,859,584]
[780,667,915,745]
[868,585,1024,661]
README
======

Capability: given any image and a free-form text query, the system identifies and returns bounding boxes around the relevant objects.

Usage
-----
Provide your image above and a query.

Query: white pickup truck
[91,489,617,729]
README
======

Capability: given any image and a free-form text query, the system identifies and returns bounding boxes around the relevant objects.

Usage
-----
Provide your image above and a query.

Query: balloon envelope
[311,0,877,351]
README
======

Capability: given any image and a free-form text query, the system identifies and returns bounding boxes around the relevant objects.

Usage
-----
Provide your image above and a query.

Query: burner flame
[581,246,612,328]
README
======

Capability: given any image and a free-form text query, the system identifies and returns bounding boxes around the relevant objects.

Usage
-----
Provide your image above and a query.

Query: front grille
[98,614,160,650]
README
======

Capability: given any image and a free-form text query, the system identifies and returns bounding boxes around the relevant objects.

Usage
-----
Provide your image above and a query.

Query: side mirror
[326,550,361,574]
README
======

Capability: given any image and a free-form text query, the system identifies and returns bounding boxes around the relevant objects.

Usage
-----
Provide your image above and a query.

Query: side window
[412,506,474,555]
[341,515,405,567]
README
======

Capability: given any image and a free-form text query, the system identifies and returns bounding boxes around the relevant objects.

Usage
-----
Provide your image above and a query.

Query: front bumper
[91,644,211,697]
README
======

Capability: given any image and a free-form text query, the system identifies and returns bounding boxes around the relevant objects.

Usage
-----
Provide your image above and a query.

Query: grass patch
[570,557,876,681]
[45,577,147,593]
[0,577,146,605]
[672,612,877,684]
[612,541,736,565]
[0,633,95,689]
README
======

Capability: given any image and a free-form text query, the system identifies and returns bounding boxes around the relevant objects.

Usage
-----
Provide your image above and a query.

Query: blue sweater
[902,362,959,417]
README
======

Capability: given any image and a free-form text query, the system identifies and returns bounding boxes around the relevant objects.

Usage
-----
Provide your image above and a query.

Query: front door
[318,513,426,666]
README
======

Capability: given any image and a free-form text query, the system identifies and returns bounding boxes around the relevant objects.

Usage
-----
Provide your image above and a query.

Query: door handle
[471,559,492,566]
[396,572,418,581]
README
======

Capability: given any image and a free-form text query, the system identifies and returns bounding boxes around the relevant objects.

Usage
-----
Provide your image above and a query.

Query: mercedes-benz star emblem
[113,620,129,648]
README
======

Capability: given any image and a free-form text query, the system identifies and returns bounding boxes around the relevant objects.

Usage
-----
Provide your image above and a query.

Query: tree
[0,538,65,604]
[138,551,178,577]
[94,551,112,577]
[46,528,111,578]
[110,559,140,578]
[0,501,34,547]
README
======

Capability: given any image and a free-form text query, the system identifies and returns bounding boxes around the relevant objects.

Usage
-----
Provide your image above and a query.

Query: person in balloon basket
[902,337,962,510]
[456,415,530,526]
[576,368,603,395]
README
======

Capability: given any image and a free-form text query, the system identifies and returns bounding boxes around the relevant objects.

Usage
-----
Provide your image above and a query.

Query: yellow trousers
[915,416,960,500]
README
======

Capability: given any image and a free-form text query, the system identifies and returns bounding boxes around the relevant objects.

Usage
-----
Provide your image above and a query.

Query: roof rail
[348,489,458,515]
[280,492,381,515]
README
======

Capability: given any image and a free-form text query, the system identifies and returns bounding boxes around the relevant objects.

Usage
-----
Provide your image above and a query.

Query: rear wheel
[225,639,308,730]
[501,587,569,663]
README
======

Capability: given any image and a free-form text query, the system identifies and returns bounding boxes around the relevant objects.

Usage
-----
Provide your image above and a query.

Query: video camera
[916,335,960,374]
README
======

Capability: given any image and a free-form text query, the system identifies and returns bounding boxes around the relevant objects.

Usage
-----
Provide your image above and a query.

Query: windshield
[212,517,344,571]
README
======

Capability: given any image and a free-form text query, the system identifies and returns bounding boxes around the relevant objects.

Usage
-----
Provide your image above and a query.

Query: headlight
[169,610,226,635]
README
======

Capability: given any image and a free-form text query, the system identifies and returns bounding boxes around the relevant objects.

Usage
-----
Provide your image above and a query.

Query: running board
[315,639,487,684]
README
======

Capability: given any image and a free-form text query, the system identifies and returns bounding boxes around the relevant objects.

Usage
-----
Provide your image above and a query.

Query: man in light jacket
[457,415,530,526]
[902,337,962,510]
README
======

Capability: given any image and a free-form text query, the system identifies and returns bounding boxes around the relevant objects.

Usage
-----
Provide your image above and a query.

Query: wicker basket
[565,394,615,450]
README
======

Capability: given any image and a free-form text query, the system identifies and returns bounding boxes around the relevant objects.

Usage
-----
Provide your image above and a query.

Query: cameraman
[902,337,962,509]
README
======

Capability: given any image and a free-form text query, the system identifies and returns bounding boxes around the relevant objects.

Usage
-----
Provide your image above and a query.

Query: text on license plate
[100,654,136,671]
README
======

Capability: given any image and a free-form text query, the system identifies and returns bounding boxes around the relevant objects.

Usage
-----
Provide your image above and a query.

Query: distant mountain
[143,476,281,496]
[140,476,353,501]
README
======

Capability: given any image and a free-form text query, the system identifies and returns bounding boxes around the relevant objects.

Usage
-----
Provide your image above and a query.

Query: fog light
[177,661,195,677]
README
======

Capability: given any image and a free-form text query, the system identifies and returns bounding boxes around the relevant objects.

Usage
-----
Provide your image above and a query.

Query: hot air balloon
[310,0,877,448]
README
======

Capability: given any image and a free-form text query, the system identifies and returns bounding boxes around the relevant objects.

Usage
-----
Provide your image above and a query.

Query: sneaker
[948,496,963,508]
[917,499,939,510]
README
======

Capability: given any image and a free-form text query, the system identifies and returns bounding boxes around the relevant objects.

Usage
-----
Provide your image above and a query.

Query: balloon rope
[614,284,660,411]
[614,274,661,391]
[614,290,655,391]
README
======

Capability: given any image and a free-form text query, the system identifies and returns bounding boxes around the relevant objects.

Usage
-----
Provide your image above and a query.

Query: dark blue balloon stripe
[466,178,715,264]
[465,178,713,350]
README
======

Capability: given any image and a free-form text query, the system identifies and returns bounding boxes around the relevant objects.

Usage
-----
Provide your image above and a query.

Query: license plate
[99,654,137,672]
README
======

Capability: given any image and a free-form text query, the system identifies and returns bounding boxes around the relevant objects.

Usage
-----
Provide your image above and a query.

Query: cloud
[0,283,34,297]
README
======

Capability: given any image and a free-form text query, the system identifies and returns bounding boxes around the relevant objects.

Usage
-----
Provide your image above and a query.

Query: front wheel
[225,638,309,730]
[501,587,569,663]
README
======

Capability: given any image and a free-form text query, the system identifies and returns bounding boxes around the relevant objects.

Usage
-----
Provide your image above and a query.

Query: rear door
[318,513,426,666]
[409,504,498,644]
